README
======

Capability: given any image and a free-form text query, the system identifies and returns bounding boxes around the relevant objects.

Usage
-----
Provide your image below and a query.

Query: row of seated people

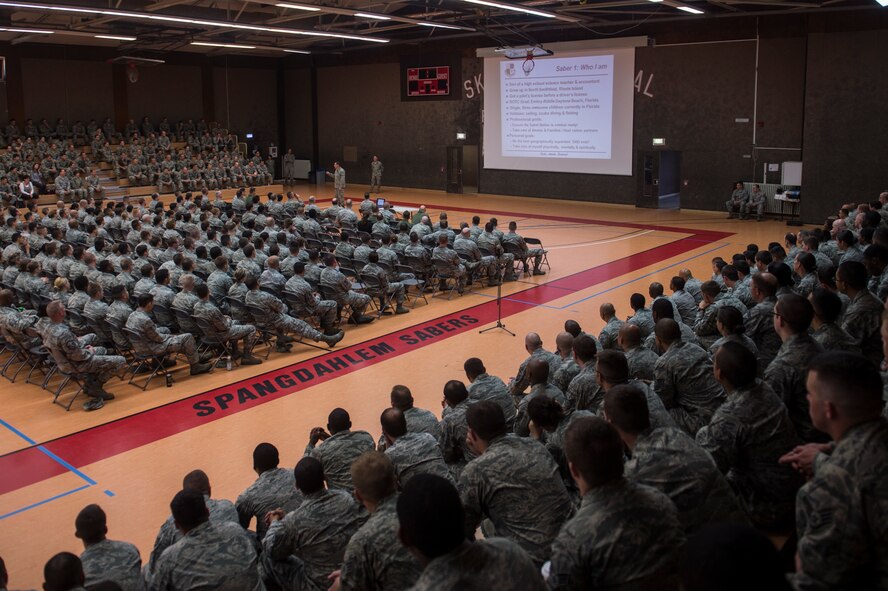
[0,191,548,409]
[1,116,224,146]
[110,149,273,191]
[10,319,885,590]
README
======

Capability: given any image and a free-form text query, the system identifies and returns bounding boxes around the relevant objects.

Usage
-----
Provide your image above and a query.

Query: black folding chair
[524,237,550,271]
[123,327,174,390]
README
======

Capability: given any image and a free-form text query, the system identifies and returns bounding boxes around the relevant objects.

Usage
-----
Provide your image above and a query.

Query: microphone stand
[480,263,515,336]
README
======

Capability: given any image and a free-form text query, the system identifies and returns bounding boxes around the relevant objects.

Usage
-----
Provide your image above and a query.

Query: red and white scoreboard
[406,66,450,97]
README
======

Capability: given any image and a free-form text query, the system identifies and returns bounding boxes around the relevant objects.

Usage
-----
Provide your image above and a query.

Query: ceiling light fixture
[192,41,256,49]
[463,0,555,18]
[677,5,704,13]
[417,21,466,29]
[0,1,389,43]
[876,0,887,6]
[282,48,310,53]
[275,2,320,11]
[354,12,391,20]
[95,34,136,40]
[0,26,54,33]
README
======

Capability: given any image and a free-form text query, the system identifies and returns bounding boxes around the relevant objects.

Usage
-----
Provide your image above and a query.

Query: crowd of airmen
[5,193,888,591]
[0,116,275,204]
[0,190,546,411]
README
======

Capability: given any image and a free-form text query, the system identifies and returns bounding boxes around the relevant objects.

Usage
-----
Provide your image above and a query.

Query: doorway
[462,145,479,193]
[446,146,463,193]
[636,150,682,209]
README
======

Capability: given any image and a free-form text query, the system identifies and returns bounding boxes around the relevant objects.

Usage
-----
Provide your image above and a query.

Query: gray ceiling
[0,0,879,57]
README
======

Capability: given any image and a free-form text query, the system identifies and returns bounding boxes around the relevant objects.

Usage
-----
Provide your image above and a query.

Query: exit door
[446,146,462,193]
[636,150,682,209]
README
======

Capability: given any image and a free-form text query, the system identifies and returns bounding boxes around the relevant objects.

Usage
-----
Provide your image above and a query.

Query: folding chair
[432,260,462,300]
[152,301,178,332]
[396,264,428,308]
[226,295,251,324]
[123,327,174,390]
[359,273,396,318]
[51,368,87,411]
[244,304,280,359]
[172,306,199,337]
[282,291,321,330]
[194,316,237,371]
[317,284,353,325]
[502,241,529,275]
[524,237,550,271]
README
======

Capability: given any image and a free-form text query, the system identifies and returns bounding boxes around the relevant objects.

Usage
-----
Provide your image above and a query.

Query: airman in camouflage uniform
[152,491,262,591]
[744,273,782,369]
[464,358,517,429]
[244,278,343,349]
[336,452,421,591]
[837,261,883,365]
[765,294,826,442]
[431,234,467,293]
[627,294,655,337]
[382,408,453,487]
[509,332,562,397]
[283,263,339,335]
[459,402,572,567]
[369,156,383,193]
[454,228,499,286]
[620,324,658,381]
[43,302,125,410]
[605,384,746,533]
[263,458,363,591]
[788,352,888,591]
[696,341,802,529]
[597,303,624,351]
[124,295,211,375]
[74,505,145,591]
[514,359,566,437]
[193,288,261,364]
[236,444,304,542]
[653,320,726,435]
[547,417,685,590]
[319,256,373,324]
[304,409,376,492]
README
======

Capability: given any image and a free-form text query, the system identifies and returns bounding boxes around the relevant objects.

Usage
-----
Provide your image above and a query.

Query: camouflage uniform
[43,320,125,391]
[515,382,566,437]
[792,418,888,591]
[151,521,262,591]
[597,316,625,351]
[262,488,363,591]
[439,399,476,480]
[764,334,825,442]
[304,429,376,492]
[552,356,580,394]
[695,295,748,350]
[193,299,258,353]
[565,364,603,413]
[654,340,726,435]
[547,479,685,590]
[671,289,698,326]
[625,345,659,381]
[125,310,200,365]
[236,467,304,543]
[148,495,239,576]
[811,322,860,354]
[409,538,546,591]
[284,275,338,330]
[627,308,655,337]
[245,289,326,342]
[385,432,453,487]
[207,269,233,310]
[467,373,517,429]
[842,289,883,365]
[403,406,441,440]
[454,235,498,283]
[459,434,573,566]
[696,380,802,528]
[709,333,759,358]
[338,494,421,591]
[319,266,371,319]
[625,426,747,533]
[744,296,782,369]
[509,347,562,396]
[431,244,466,291]
[81,539,145,591]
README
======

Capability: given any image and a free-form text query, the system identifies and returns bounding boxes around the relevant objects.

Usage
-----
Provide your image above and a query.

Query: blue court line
[0,484,91,520]
[0,417,97,485]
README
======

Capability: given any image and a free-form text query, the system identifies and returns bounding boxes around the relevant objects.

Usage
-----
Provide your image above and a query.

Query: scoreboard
[407,66,450,97]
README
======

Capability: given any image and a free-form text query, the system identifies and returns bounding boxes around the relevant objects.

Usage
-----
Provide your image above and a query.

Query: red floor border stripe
[0,229,731,496]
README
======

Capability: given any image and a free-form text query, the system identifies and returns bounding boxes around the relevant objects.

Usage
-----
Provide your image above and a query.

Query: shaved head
[618,324,642,350]
[525,332,542,351]
[555,331,574,356]
[527,358,549,385]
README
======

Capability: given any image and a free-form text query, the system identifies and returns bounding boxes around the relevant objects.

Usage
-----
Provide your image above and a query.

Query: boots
[321,331,345,348]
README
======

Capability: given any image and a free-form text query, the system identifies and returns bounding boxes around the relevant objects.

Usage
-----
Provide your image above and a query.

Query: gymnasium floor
[0,185,793,588]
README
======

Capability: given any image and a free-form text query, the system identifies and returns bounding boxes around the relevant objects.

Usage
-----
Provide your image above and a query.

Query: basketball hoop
[522,49,535,76]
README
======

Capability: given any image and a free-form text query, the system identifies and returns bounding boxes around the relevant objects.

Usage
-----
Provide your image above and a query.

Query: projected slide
[501,55,614,159]
[482,43,638,176]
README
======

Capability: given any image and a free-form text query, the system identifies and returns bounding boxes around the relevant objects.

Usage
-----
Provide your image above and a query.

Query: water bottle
[225,356,232,371]
[165,373,173,387]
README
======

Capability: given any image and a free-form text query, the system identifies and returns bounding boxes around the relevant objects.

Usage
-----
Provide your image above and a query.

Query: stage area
[0,185,786,588]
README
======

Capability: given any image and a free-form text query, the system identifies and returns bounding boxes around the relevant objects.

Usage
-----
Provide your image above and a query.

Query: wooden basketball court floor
[0,184,793,587]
